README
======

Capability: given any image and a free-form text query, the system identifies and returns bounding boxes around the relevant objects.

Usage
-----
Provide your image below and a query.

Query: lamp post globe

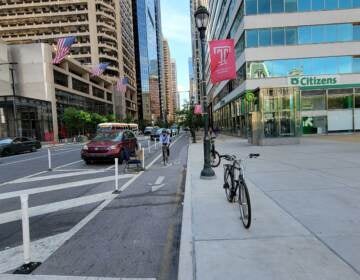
[194,5,215,179]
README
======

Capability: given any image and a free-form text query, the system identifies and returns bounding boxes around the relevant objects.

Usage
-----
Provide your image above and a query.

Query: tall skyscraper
[171,60,179,111]
[0,0,138,119]
[188,57,196,103]
[132,0,164,123]
[163,39,174,122]
[189,0,209,105]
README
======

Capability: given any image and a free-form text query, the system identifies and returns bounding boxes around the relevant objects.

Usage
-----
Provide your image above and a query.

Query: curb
[178,142,194,280]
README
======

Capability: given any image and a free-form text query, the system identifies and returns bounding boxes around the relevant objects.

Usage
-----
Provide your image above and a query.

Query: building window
[285,0,297,12]
[285,28,297,45]
[93,87,105,99]
[271,0,284,12]
[258,0,271,13]
[312,0,324,11]
[72,78,89,94]
[246,30,258,47]
[247,56,360,79]
[328,90,353,109]
[325,0,338,9]
[107,93,112,102]
[54,71,68,87]
[298,0,311,11]
[259,29,271,46]
[272,28,285,45]
[246,0,258,15]
[301,90,326,111]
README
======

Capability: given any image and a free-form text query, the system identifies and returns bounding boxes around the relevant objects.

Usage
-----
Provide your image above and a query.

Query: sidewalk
[179,135,360,280]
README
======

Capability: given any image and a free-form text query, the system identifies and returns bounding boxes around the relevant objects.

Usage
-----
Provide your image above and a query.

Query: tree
[62,107,82,136]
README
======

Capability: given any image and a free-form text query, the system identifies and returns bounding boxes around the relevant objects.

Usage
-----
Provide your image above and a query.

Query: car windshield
[0,138,12,144]
[94,133,122,141]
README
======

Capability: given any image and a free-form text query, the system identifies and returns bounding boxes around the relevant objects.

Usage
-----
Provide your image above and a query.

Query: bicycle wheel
[238,181,251,229]
[223,166,235,202]
[210,151,221,167]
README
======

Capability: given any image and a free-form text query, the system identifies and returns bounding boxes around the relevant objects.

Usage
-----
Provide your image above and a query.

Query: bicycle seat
[223,154,236,161]
[249,153,260,158]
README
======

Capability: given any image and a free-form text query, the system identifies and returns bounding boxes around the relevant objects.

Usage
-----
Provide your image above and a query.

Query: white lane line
[0,274,155,280]
[151,183,165,192]
[0,148,81,167]
[0,192,113,225]
[8,169,108,184]
[0,174,133,201]
[53,160,83,170]
[155,176,165,185]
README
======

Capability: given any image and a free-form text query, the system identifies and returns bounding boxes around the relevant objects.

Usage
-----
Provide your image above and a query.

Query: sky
[161,1,192,108]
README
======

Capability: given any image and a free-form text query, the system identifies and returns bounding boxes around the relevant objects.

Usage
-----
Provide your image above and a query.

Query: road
[0,134,189,279]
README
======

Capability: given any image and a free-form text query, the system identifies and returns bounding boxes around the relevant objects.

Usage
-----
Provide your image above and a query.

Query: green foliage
[62,107,117,136]
[175,107,203,129]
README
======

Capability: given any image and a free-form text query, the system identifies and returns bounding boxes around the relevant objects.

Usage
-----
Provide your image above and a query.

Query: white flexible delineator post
[114,158,119,192]
[47,148,52,171]
[141,148,145,170]
[20,194,31,265]
[148,140,151,153]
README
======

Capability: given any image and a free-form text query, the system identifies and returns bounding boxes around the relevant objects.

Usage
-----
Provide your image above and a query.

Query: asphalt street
[0,134,189,279]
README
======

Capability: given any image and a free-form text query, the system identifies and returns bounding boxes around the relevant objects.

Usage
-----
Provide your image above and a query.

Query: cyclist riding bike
[159,129,171,164]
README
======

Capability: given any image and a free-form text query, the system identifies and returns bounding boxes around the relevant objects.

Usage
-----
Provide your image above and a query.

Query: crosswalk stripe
[0,174,133,201]
[0,192,115,225]
[9,169,111,184]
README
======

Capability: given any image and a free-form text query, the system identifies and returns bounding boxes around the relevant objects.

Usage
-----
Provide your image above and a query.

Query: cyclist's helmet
[162,129,167,134]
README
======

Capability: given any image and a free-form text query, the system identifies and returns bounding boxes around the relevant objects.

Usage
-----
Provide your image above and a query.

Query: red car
[81,130,138,164]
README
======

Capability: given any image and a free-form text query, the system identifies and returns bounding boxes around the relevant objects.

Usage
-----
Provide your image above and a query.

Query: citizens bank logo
[213,46,231,65]
[289,75,339,87]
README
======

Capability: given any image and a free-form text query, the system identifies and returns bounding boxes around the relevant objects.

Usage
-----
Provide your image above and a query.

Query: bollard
[148,140,151,153]
[13,195,41,274]
[141,148,145,170]
[113,158,120,194]
[47,148,52,171]
[155,138,157,149]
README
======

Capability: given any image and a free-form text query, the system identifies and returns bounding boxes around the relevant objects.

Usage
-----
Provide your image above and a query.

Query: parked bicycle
[210,137,221,167]
[222,153,260,229]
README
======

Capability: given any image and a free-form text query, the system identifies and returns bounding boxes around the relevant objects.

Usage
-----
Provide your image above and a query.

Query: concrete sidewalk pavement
[179,135,360,280]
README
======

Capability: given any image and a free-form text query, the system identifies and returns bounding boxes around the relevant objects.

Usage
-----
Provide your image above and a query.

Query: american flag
[91,63,110,77]
[52,36,76,64]
[116,77,128,94]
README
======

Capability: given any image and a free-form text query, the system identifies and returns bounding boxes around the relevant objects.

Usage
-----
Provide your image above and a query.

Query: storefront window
[301,90,326,111]
[355,93,360,108]
[328,89,354,109]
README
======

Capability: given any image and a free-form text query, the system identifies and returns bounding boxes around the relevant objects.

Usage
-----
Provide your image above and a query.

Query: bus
[97,123,139,135]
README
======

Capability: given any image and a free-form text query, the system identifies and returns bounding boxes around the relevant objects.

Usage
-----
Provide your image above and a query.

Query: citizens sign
[209,39,236,84]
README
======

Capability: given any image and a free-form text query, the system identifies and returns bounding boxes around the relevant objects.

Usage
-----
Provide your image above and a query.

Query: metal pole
[10,67,17,137]
[199,29,215,179]
[148,140,151,153]
[20,194,31,264]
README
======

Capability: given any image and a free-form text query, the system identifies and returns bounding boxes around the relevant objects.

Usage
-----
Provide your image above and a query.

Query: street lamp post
[194,6,215,179]
[0,62,18,137]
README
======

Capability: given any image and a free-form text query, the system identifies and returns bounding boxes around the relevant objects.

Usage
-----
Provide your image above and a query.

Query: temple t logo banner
[209,39,236,84]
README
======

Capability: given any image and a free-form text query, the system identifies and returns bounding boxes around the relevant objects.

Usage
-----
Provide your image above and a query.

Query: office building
[205,0,360,144]
[0,0,137,119]
[163,39,175,122]
[132,0,164,123]
[190,0,209,105]
[0,41,114,141]
[188,57,196,103]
